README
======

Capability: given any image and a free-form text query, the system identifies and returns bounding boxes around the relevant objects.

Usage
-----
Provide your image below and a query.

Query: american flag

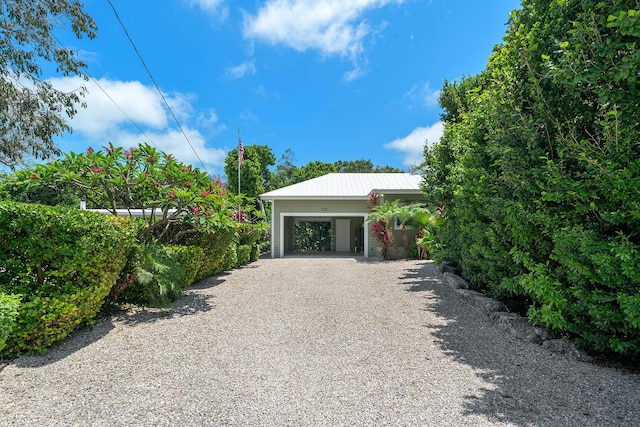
[238,140,245,168]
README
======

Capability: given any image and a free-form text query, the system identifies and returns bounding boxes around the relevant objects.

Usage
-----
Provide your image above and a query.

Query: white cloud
[403,82,441,108]
[48,76,226,171]
[49,76,168,135]
[226,60,257,79]
[384,121,444,166]
[243,0,403,80]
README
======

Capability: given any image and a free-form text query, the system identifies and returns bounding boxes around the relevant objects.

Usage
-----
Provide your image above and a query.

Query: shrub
[0,293,21,353]
[189,227,237,281]
[166,245,205,289]
[0,202,136,357]
[118,243,186,308]
[236,245,252,267]
[423,0,640,360]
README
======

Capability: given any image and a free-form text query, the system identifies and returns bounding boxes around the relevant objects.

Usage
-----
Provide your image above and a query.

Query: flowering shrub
[19,142,233,244]
[370,220,389,259]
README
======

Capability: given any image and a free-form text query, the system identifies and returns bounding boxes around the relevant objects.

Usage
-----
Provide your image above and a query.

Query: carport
[260,173,425,258]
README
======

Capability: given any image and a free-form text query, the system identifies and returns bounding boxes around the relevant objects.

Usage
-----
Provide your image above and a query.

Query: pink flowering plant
[20,142,232,244]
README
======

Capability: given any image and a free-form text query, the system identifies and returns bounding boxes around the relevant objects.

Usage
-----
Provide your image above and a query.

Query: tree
[0,0,97,169]
[224,144,275,198]
[266,148,297,191]
[335,159,403,173]
[292,161,337,183]
[21,143,232,244]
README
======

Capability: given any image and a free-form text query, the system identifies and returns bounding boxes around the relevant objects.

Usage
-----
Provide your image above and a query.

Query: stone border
[440,267,592,363]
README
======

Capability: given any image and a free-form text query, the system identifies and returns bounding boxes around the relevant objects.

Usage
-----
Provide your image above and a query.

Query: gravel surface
[1,257,638,426]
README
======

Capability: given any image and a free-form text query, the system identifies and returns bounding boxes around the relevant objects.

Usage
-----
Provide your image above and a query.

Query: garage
[260,173,425,258]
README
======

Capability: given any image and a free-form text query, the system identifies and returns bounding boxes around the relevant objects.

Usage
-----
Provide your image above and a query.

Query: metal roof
[260,173,423,200]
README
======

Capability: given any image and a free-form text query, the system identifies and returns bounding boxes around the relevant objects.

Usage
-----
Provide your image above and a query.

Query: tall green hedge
[0,203,136,357]
[423,0,640,359]
[189,226,237,281]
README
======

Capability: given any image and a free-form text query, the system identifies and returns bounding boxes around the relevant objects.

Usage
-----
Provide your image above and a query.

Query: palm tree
[366,200,401,258]
[395,204,420,259]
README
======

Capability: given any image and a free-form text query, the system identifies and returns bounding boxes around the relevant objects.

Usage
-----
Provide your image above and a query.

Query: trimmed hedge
[189,227,237,281]
[167,245,206,290]
[236,244,252,267]
[0,293,21,353]
[0,202,136,357]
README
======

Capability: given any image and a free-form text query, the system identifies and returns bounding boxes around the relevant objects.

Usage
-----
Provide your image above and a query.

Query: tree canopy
[0,0,97,170]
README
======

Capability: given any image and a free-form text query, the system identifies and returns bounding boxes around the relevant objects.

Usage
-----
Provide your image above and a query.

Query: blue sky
[47,0,521,179]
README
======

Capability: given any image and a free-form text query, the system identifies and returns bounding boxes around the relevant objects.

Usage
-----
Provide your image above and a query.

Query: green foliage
[0,173,80,206]
[166,245,206,290]
[423,0,640,360]
[189,227,238,280]
[236,245,252,267]
[0,0,97,169]
[119,243,186,308]
[19,142,232,245]
[0,293,21,353]
[0,202,136,357]
[263,149,404,191]
[225,144,276,198]
[366,199,401,258]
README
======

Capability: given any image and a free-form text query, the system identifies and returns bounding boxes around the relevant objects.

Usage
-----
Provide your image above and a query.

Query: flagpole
[237,128,241,222]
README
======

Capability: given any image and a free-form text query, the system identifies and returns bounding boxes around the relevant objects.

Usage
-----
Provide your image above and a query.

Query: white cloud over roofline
[384,121,444,167]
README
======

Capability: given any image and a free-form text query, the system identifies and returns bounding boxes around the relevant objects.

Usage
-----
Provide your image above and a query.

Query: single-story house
[259,173,426,258]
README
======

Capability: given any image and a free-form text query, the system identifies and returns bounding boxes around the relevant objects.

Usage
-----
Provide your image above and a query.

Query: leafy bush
[166,245,206,290]
[422,0,640,360]
[0,202,136,357]
[189,227,237,281]
[119,243,186,308]
[0,293,21,353]
[236,245,252,267]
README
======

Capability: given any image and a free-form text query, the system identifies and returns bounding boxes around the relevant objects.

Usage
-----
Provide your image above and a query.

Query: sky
[45,0,522,179]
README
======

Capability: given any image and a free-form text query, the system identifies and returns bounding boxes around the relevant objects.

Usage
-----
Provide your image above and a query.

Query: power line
[106,0,209,173]
[49,33,160,151]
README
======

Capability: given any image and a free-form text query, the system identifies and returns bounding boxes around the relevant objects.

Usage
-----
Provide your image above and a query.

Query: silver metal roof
[260,173,423,200]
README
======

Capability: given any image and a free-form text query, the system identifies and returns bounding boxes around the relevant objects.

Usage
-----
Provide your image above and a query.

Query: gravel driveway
[1,258,638,426]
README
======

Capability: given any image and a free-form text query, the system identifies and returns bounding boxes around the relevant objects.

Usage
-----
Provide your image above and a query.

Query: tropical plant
[18,142,233,245]
[366,195,401,259]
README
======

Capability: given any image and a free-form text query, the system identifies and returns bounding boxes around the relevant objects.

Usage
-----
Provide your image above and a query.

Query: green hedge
[189,227,237,281]
[423,1,640,360]
[236,244,252,267]
[0,293,21,353]
[167,245,205,290]
[0,202,136,357]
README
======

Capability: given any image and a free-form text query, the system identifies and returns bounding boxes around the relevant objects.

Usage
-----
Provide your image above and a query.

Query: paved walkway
[1,258,638,426]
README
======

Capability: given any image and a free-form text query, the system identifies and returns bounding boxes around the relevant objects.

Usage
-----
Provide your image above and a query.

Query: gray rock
[490,312,551,344]
[443,272,470,289]
[455,288,507,312]
[542,339,593,363]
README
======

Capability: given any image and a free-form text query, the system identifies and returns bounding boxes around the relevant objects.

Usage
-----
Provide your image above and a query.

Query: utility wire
[106,0,209,173]
[50,33,160,151]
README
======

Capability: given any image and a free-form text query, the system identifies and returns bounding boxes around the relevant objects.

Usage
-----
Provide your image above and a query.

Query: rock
[542,339,593,363]
[489,312,550,344]
[455,289,507,312]
[443,272,470,289]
